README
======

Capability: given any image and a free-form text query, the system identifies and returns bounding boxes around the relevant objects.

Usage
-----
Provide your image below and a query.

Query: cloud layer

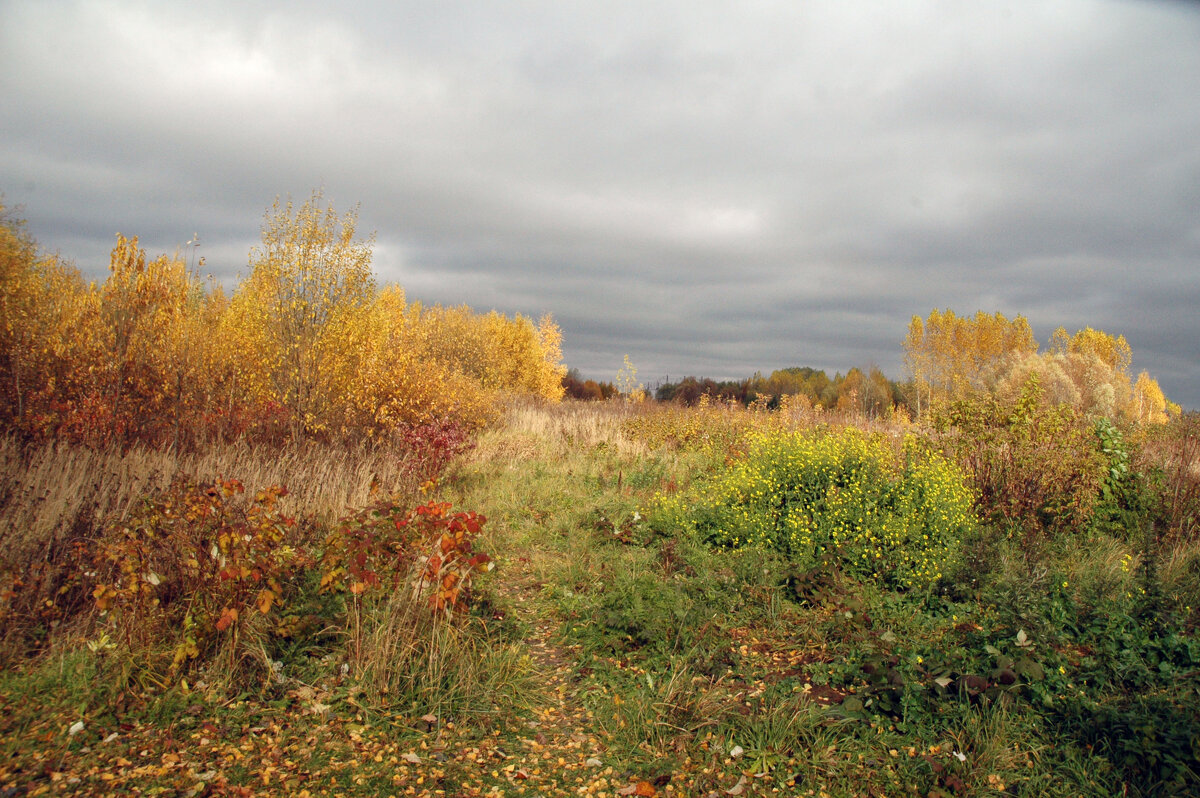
[3,0,1198,404]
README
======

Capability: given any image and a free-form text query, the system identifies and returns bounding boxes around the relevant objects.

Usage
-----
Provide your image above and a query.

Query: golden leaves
[903,309,1038,403]
[905,309,1174,425]
[1,192,569,446]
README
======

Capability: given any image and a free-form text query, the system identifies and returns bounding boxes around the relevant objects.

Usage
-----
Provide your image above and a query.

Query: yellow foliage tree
[2,192,569,445]
[1043,327,1141,421]
[1132,371,1173,425]
[913,313,1176,426]
[479,312,566,401]
[616,354,645,402]
[231,190,375,435]
[1053,326,1132,373]
[535,314,567,401]
[324,288,492,434]
[836,367,865,415]
[99,235,209,443]
[0,206,100,433]
[904,309,1037,411]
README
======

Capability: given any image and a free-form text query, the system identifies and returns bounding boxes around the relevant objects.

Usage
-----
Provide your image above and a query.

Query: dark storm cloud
[2,0,1198,404]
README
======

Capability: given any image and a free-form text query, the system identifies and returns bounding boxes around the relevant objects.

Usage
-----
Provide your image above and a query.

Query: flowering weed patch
[655,429,976,590]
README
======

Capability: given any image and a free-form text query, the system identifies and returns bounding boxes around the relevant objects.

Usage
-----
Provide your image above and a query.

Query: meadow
[2,396,1198,798]
[2,198,1198,796]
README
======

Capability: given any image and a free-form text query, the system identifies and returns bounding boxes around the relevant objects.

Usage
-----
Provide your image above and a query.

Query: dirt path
[475,554,627,797]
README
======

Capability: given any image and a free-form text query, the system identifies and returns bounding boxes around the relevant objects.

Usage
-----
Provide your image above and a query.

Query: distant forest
[563,365,906,418]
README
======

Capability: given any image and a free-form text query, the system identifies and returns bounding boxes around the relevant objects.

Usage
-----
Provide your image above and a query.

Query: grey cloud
[2,0,1199,405]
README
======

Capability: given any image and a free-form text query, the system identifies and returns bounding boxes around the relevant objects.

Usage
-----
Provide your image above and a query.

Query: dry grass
[0,434,441,660]
[472,399,908,471]
[469,400,648,464]
[354,587,534,719]
[0,435,430,562]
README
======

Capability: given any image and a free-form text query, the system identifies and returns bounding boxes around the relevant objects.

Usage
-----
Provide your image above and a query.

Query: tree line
[0,192,566,448]
[904,309,1175,424]
[3,189,1176,447]
[566,309,1176,426]
[563,365,905,419]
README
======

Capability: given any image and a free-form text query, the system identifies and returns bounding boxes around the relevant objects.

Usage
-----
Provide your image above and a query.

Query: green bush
[654,428,976,590]
[554,548,740,662]
[1051,690,1200,794]
[592,569,698,651]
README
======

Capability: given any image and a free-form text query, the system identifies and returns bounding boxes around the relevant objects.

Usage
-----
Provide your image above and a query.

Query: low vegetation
[2,398,1198,797]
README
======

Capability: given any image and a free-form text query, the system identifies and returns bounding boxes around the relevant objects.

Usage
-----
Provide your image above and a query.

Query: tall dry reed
[0,434,439,660]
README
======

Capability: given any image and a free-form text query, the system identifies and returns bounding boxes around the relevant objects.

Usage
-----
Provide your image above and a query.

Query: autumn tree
[746,366,837,408]
[907,311,1175,426]
[1032,326,1175,422]
[1051,326,1132,373]
[2,192,570,445]
[903,315,933,416]
[616,354,645,401]
[904,309,1038,413]
[329,287,491,433]
[0,206,55,428]
[230,191,375,435]
[1132,371,1172,425]
[95,235,211,444]
[657,376,720,405]
[479,312,565,401]
[0,205,38,424]
[564,370,617,401]
[305,291,565,436]
[862,366,897,419]
[0,205,101,438]
[836,367,865,415]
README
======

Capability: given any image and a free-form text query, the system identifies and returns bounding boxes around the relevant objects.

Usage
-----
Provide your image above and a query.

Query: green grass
[452,403,1200,796]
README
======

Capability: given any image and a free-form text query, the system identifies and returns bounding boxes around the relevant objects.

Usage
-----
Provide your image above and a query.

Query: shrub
[1091,417,1139,538]
[85,472,493,688]
[90,478,312,682]
[1051,654,1200,794]
[591,569,699,652]
[1136,411,1200,544]
[930,373,1105,540]
[319,499,492,616]
[655,428,975,590]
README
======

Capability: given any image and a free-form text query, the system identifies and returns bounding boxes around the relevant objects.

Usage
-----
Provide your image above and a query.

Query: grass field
[2,401,1198,797]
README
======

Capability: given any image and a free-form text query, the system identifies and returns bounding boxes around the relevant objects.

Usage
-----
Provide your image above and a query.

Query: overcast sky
[3,0,1198,405]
